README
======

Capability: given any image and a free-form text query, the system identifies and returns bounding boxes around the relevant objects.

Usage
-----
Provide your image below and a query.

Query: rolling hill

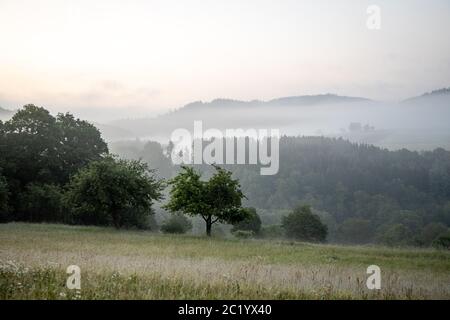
[109,94,376,139]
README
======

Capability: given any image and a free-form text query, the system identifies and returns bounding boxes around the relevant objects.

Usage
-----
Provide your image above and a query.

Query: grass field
[0,223,449,299]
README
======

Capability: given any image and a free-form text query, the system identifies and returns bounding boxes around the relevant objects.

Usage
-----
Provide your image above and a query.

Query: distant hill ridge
[402,87,450,104]
[179,93,372,112]
[422,87,450,96]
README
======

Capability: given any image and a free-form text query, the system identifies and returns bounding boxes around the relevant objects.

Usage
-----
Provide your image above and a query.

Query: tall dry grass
[1,223,449,299]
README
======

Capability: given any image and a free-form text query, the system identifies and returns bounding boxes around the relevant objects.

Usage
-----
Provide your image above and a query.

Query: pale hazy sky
[1,0,449,117]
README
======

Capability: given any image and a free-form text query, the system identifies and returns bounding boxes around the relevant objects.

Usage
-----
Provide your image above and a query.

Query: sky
[0,0,449,119]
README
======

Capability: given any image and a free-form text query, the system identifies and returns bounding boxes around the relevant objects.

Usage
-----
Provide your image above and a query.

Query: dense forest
[111,137,450,246]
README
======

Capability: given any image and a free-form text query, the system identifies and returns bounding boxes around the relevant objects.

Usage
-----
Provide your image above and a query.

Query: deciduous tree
[164,165,247,236]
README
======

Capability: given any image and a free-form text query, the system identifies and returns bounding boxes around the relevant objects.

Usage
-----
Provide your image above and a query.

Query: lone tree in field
[64,156,164,229]
[282,205,327,242]
[164,165,247,236]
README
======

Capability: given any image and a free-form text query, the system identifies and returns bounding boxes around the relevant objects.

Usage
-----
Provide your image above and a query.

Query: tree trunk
[206,216,212,237]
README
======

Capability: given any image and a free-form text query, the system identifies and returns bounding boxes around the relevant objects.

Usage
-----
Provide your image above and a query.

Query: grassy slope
[1,223,449,299]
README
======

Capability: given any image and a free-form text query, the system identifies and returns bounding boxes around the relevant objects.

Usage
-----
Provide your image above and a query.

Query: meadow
[0,223,449,299]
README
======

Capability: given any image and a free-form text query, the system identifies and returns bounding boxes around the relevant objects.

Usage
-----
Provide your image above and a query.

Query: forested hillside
[112,137,450,245]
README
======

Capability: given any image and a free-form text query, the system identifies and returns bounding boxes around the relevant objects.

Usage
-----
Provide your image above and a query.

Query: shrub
[281,205,327,242]
[231,207,261,234]
[117,207,159,230]
[160,213,192,234]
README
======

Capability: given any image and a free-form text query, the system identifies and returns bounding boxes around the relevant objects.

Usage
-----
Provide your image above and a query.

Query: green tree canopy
[56,112,108,182]
[1,105,60,186]
[282,205,328,242]
[0,104,108,220]
[1,105,108,184]
[164,165,247,236]
[64,156,164,229]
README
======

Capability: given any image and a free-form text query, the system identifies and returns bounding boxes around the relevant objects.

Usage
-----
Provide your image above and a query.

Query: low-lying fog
[100,93,450,151]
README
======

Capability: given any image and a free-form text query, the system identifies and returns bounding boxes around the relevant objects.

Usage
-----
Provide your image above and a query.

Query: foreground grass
[0,223,449,299]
